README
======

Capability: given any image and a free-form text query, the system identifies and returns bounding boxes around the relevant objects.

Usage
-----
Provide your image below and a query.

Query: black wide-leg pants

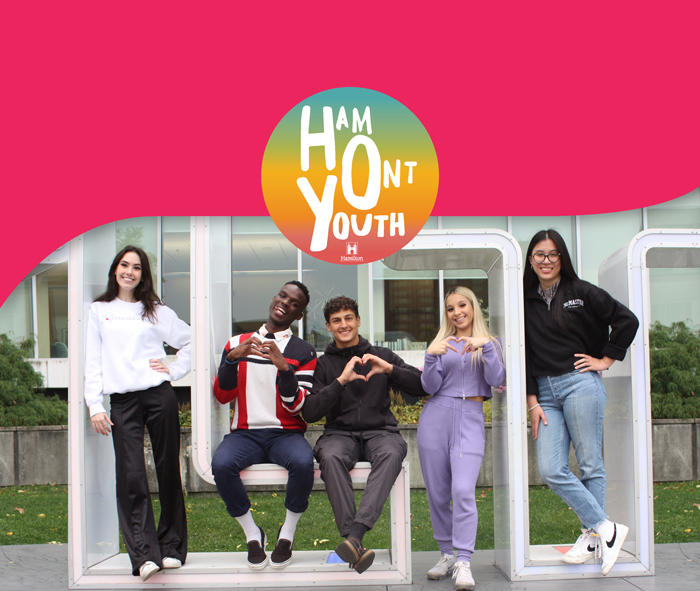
[110,382,187,575]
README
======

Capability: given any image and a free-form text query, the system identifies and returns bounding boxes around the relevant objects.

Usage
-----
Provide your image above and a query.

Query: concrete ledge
[1,420,698,489]
[653,419,696,481]
[696,421,700,481]
[0,426,68,486]
[0,429,16,486]
[16,425,68,485]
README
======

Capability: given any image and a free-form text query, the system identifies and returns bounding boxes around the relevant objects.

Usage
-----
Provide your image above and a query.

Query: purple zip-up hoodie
[421,340,505,398]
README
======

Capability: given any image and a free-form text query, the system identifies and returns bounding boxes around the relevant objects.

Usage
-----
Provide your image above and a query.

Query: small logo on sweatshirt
[101,314,141,324]
[563,299,584,309]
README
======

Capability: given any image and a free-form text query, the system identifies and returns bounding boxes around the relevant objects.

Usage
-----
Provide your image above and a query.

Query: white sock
[279,509,302,542]
[236,510,261,543]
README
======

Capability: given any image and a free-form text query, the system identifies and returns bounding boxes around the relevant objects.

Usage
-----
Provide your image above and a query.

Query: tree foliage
[650,321,700,419]
[0,335,68,427]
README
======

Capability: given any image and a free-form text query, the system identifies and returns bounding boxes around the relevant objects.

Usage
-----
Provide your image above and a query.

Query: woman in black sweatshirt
[524,229,638,576]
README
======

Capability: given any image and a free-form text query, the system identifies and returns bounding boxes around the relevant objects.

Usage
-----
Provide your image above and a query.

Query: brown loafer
[335,537,375,574]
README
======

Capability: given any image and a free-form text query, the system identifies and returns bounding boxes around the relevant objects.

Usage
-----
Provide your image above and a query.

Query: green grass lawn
[2,482,700,550]
[0,484,67,545]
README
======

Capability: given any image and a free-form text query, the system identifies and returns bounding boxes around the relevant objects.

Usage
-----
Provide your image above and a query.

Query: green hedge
[7,319,699,427]
[177,391,495,427]
[650,321,700,419]
[0,335,68,427]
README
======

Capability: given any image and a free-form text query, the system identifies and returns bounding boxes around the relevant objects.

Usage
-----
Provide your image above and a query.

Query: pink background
[2,2,700,306]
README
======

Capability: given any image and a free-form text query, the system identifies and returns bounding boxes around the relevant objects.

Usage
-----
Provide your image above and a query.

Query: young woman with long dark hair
[524,229,639,576]
[418,287,505,590]
[84,245,191,582]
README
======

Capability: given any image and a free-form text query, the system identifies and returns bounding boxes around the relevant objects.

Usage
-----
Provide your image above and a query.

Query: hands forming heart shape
[341,353,391,384]
[426,335,490,357]
[446,335,474,356]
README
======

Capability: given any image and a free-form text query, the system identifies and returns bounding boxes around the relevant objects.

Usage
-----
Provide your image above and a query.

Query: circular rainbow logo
[262,88,439,264]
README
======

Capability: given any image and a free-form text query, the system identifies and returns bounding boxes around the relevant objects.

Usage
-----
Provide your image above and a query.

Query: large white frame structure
[382,229,526,579]
[67,218,413,588]
[382,228,661,580]
[66,224,671,586]
[593,228,700,578]
[187,217,413,586]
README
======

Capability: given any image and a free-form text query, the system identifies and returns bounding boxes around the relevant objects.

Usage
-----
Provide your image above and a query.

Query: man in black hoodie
[303,296,426,574]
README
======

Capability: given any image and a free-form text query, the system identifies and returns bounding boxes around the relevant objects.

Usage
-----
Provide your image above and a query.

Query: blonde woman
[418,287,504,591]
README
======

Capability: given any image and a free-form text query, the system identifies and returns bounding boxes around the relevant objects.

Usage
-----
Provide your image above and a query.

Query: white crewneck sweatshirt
[84,298,191,417]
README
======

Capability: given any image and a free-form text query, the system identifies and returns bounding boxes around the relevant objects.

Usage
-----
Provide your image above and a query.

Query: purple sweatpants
[417,395,485,563]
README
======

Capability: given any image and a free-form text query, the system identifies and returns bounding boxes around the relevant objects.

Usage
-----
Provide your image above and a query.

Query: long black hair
[95,245,161,323]
[523,229,579,329]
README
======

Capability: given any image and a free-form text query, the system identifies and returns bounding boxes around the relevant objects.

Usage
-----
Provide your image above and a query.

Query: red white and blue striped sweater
[213,327,317,432]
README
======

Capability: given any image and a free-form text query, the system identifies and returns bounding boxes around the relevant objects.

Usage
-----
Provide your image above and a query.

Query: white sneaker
[427,553,455,579]
[452,560,475,590]
[139,561,160,582]
[597,520,629,576]
[162,557,182,569]
[561,529,597,564]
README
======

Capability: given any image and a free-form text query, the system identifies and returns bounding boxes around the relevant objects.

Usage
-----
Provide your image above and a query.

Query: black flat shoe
[247,525,268,570]
[270,526,293,569]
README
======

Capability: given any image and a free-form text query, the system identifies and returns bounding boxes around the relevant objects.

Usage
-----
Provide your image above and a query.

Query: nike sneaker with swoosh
[597,520,629,575]
[561,529,597,564]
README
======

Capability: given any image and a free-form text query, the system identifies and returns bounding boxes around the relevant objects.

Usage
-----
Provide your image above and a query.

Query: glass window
[35,263,68,358]
[579,210,643,284]
[231,217,298,335]
[511,217,576,267]
[301,255,367,351]
[0,278,33,344]
[647,188,700,229]
[420,216,439,230]
[372,261,438,350]
[370,217,447,349]
[650,268,700,329]
[441,216,508,231]
[161,217,191,324]
[647,189,700,328]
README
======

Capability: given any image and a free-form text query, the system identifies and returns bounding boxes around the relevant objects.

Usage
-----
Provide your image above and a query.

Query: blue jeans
[536,370,608,529]
[211,428,314,517]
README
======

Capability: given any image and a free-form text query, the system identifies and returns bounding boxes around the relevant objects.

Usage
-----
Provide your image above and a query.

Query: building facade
[2,189,699,389]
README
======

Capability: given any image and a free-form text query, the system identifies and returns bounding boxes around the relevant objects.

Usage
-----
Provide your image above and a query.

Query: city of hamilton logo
[342,242,361,262]
[262,87,439,265]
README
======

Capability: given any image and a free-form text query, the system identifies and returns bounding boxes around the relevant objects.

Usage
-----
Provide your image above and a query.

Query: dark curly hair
[323,295,359,322]
[284,280,310,309]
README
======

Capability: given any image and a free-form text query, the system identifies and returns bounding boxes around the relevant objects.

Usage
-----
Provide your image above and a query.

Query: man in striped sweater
[211,281,317,570]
